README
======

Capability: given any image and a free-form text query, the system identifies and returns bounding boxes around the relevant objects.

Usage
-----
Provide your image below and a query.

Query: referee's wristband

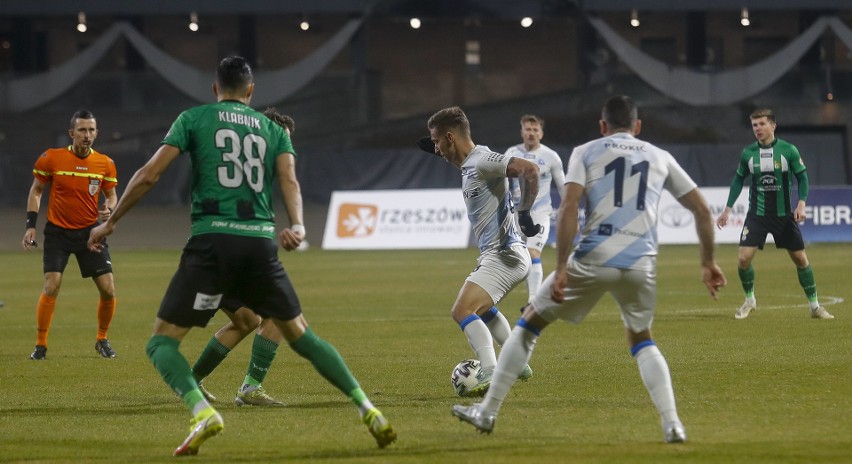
[26,211,38,229]
[291,224,306,236]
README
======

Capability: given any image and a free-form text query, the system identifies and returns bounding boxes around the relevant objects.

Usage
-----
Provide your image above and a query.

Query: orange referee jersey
[33,146,118,230]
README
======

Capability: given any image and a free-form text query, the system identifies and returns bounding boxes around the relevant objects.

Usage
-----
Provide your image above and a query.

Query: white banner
[322,189,471,250]
[658,187,748,244]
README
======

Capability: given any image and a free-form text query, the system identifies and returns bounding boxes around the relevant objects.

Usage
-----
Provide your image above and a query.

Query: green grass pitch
[0,244,849,463]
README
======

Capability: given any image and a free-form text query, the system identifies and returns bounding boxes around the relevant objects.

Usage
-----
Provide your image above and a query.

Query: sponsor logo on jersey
[598,224,613,236]
[463,187,483,199]
[88,178,100,196]
[485,153,505,163]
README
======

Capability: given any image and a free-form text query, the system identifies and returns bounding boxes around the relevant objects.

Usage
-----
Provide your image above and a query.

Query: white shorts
[530,258,657,332]
[466,244,531,305]
[519,211,551,253]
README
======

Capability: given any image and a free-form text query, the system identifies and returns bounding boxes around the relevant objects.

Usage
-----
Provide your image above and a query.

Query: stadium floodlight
[189,12,199,32]
[630,9,640,28]
[77,12,87,33]
[300,15,310,31]
[410,17,421,29]
[741,7,750,27]
[521,17,533,28]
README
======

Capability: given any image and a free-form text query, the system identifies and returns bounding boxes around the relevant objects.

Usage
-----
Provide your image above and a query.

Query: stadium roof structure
[0,0,849,17]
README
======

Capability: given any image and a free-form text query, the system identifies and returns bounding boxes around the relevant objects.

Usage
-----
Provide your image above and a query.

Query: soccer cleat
[518,364,533,381]
[234,386,284,407]
[734,300,756,319]
[95,339,116,358]
[362,407,397,448]
[811,306,835,320]
[663,421,687,444]
[452,403,496,434]
[173,408,224,456]
[197,382,217,403]
[30,345,47,360]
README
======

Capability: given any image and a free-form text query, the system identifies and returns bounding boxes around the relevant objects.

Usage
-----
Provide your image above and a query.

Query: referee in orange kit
[22,109,119,360]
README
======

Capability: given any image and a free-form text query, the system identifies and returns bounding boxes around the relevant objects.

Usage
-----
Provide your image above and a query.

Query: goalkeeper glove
[517,210,542,237]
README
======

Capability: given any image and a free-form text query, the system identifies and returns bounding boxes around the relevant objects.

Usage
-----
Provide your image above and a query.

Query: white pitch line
[668,295,844,315]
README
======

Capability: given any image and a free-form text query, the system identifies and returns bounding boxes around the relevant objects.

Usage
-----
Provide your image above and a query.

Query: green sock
[289,327,361,403]
[738,265,755,297]
[146,335,201,409]
[796,266,818,303]
[192,336,231,382]
[243,334,279,387]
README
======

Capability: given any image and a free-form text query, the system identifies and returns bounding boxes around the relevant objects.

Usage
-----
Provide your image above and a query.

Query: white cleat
[810,306,835,320]
[663,421,687,444]
[735,300,756,319]
[518,364,533,381]
[451,403,495,434]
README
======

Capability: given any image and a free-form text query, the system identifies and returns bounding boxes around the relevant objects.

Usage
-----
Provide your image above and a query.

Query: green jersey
[729,138,807,217]
[162,100,295,239]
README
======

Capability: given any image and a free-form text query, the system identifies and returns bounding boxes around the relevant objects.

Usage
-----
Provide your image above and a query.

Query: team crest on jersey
[88,178,100,196]
[598,224,613,236]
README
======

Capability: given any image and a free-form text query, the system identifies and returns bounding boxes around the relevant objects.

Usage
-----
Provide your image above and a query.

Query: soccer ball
[451,358,483,397]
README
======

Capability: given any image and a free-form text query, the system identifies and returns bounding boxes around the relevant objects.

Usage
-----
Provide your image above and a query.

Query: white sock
[484,308,512,346]
[191,399,212,416]
[482,325,538,415]
[357,399,375,418]
[635,343,680,426]
[462,318,497,373]
[527,260,543,303]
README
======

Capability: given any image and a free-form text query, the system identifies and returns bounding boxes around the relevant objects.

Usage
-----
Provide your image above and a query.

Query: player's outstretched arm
[88,145,180,250]
[22,179,45,251]
[550,182,583,303]
[275,152,304,252]
[677,188,727,300]
[507,157,541,236]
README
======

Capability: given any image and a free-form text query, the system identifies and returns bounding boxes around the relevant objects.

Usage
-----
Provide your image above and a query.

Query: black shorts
[219,296,244,313]
[157,234,301,328]
[739,213,805,251]
[43,221,113,278]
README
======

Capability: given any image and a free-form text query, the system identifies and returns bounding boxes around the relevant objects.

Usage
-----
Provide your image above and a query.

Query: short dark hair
[70,109,95,129]
[601,95,637,130]
[263,107,295,134]
[750,108,775,124]
[520,114,544,128]
[427,106,471,138]
[216,56,253,93]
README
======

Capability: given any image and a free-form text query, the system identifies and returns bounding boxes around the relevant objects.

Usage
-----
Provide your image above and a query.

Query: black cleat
[95,339,116,358]
[30,345,47,360]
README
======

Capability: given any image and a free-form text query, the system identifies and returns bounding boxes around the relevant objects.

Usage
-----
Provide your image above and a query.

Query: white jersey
[566,132,696,270]
[461,145,524,253]
[507,143,565,217]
